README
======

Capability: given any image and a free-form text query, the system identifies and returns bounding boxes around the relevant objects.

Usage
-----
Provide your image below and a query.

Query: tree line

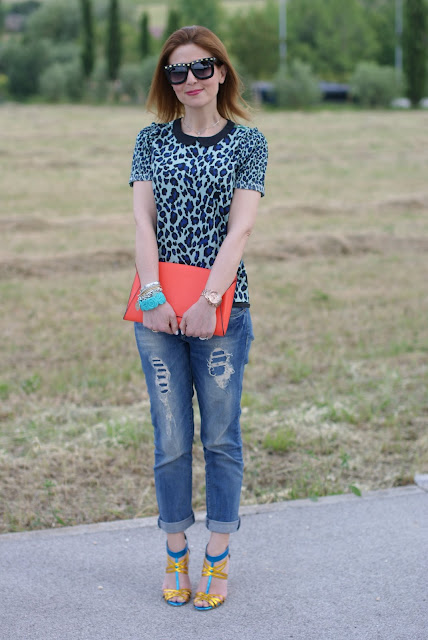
[0,0,426,106]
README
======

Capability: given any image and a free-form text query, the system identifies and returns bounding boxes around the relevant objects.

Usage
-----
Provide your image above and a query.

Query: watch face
[203,290,221,306]
[208,292,221,305]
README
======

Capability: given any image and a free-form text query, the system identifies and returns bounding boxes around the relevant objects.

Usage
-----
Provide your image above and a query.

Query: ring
[199,337,208,340]
[152,330,159,333]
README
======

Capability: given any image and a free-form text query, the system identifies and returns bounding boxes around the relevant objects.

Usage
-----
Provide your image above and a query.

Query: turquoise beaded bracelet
[137,291,166,311]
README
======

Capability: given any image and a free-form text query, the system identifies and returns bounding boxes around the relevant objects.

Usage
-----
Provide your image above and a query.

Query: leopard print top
[129,119,268,303]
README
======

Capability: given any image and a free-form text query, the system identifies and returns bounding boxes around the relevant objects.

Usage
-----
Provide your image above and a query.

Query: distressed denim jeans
[134,307,254,534]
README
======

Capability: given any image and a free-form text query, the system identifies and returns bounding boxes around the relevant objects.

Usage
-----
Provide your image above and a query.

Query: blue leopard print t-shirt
[129,119,268,304]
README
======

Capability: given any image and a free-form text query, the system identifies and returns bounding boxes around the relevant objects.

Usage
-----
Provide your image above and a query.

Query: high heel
[193,546,229,611]
[162,540,191,607]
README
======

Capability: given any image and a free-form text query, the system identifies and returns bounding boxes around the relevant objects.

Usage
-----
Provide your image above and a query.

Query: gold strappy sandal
[193,546,229,611]
[163,541,191,607]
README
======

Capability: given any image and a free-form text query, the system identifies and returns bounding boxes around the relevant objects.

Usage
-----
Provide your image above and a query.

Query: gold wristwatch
[201,289,222,308]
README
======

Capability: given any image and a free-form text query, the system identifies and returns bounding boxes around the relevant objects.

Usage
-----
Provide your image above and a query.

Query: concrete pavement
[1,483,427,640]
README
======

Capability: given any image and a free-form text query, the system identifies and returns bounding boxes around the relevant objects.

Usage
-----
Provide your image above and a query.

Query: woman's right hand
[143,301,179,335]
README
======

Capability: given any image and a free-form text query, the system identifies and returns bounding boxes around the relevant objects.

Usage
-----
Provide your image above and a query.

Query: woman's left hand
[180,297,217,339]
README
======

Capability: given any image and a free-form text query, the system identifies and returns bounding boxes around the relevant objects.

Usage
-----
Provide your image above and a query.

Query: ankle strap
[206,546,229,564]
[166,542,188,560]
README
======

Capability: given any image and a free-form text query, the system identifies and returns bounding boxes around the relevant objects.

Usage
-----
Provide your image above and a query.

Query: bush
[5,2,40,16]
[274,59,321,108]
[0,38,49,98]
[141,55,158,97]
[0,73,9,100]
[39,60,84,102]
[63,59,85,101]
[87,56,156,104]
[228,1,279,80]
[39,62,67,101]
[87,59,109,102]
[47,41,81,65]
[350,62,400,107]
[25,0,81,43]
[226,54,253,104]
[118,63,143,102]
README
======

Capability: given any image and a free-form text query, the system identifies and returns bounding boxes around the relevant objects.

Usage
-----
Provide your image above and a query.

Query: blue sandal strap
[166,543,188,560]
[205,546,229,564]
[166,533,188,560]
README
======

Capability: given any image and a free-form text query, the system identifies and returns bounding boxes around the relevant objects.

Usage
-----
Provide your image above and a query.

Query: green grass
[0,105,427,532]
[263,427,297,453]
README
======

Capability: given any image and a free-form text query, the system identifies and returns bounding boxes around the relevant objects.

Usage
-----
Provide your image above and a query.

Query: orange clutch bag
[123,262,237,336]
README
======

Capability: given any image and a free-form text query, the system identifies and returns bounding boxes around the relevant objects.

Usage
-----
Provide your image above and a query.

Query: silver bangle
[138,287,163,302]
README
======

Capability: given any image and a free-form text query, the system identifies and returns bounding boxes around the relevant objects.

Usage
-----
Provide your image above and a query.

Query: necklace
[182,117,221,136]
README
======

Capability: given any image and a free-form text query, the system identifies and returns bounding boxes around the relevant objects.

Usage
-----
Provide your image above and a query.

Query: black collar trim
[172,118,235,146]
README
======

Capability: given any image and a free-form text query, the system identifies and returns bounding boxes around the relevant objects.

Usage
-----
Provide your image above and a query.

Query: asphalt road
[1,483,427,640]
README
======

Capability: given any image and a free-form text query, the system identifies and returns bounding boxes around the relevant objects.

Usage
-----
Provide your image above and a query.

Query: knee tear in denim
[151,357,170,394]
[207,348,235,390]
[151,357,175,436]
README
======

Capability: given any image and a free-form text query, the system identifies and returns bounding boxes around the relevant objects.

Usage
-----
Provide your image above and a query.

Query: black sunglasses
[164,57,218,85]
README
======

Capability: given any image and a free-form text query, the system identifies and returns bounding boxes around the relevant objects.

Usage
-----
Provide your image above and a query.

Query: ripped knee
[150,357,175,436]
[207,348,235,390]
[151,357,170,394]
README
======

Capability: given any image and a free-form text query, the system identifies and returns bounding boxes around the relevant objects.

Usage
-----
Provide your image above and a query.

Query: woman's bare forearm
[133,181,159,284]
[204,230,250,295]
[135,221,159,284]
[204,188,261,296]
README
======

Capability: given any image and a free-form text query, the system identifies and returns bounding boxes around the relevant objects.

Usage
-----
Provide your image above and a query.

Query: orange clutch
[123,262,237,336]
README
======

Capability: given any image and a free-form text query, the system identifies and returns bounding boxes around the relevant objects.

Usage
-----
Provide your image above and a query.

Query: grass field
[1,104,427,533]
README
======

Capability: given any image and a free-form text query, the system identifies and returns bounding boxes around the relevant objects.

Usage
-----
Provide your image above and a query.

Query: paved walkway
[1,483,427,640]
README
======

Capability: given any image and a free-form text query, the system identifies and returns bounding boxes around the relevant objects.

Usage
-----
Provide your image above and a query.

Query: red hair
[146,25,250,123]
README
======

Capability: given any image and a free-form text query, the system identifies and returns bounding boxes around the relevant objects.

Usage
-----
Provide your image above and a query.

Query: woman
[129,25,268,610]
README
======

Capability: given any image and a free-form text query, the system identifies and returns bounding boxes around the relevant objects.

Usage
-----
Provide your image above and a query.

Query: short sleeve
[234,128,268,197]
[129,124,157,186]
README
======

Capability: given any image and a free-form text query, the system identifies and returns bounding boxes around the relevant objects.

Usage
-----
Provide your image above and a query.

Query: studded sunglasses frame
[164,57,218,85]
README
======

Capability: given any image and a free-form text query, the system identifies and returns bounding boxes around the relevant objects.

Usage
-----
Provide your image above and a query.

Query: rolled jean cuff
[206,516,241,533]
[157,512,195,533]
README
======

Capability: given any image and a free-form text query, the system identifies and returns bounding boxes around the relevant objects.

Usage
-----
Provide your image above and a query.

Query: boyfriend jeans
[134,306,254,534]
